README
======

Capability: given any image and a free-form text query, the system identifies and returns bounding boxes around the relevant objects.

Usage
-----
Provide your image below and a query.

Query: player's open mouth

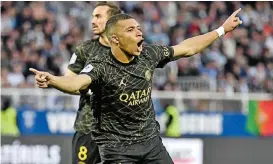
[137,39,144,47]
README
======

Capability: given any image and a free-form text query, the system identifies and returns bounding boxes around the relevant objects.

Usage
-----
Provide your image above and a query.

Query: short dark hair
[105,13,133,39]
[95,2,122,17]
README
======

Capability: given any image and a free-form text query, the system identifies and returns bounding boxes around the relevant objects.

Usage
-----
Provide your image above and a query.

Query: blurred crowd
[1,1,273,93]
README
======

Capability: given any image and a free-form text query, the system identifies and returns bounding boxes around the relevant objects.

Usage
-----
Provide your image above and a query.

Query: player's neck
[111,46,134,64]
[99,34,110,47]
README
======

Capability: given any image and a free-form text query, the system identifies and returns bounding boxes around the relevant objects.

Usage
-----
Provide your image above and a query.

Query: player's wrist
[215,26,225,37]
[48,75,56,86]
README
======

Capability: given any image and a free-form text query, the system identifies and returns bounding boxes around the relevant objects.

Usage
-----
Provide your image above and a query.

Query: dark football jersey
[80,44,174,147]
[68,38,110,134]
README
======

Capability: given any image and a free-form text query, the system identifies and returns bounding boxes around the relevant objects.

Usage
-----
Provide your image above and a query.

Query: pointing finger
[29,68,40,75]
[232,8,241,17]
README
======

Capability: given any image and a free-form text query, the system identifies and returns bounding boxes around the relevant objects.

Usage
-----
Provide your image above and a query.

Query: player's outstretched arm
[29,68,92,94]
[172,8,242,58]
[63,69,82,95]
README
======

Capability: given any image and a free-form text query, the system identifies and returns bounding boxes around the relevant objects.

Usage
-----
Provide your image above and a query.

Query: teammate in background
[30,8,242,164]
[63,2,121,164]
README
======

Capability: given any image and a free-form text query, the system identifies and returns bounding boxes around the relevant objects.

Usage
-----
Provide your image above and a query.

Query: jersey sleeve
[79,61,104,83]
[67,46,86,74]
[147,45,174,68]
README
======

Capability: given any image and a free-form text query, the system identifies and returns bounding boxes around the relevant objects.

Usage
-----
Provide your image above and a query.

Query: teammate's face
[114,19,144,56]
[91,6,110,35]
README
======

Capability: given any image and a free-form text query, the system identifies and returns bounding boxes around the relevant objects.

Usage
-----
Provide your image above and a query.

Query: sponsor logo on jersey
[119,87,152,106]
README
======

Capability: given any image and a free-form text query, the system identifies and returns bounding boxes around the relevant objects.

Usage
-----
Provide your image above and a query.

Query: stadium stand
[1,1,273,94]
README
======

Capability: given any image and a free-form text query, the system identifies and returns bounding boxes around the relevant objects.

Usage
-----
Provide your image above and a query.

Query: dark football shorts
[98,135,173,164]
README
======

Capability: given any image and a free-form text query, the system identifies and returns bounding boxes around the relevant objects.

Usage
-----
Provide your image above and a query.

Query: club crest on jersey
[163,47,170,57]
[145,70,151,81]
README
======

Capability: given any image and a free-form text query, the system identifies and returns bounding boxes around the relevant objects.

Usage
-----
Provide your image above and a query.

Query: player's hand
[29,68,51,88]
[222,8,243,33]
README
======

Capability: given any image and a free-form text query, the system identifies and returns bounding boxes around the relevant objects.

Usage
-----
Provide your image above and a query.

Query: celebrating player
[62,2,121,164]
[30,8,242,164]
